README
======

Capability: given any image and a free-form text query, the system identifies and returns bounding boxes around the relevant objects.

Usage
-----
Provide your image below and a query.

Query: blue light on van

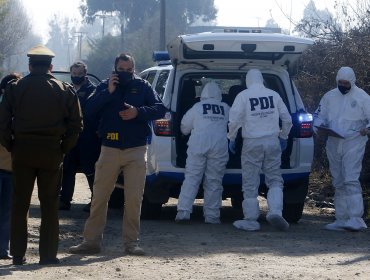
[152,51,170,62]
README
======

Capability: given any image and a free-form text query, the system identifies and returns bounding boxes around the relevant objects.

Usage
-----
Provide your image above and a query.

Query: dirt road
[1,174,370,280]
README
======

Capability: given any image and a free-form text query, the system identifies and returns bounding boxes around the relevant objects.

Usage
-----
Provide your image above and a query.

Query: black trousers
[10,163,61,260]
[60,147,95,204]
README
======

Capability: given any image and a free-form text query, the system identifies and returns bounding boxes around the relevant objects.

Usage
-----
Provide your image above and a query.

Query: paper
[314,125,345,139]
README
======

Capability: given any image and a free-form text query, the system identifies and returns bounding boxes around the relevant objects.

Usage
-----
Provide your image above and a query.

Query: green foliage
[81,0,158,32]
[85,34,121,79]
[81,0,216,34]
[82,1,217,74]
[46,16,77,71]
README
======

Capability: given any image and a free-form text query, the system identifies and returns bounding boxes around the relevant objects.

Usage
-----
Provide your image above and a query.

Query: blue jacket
[76,78,98,140]
[85,74,166,149]
[72,78,101,163]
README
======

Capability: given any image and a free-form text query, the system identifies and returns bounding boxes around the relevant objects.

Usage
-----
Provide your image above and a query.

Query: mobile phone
[112,70,119,85]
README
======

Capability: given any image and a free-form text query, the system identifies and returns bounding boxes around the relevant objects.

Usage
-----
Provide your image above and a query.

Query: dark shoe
[12,256,26,265]
[83,202,91,213]
[59,200,71,211]
[39,258,60,265]
[125,245,145,256]
[69,242,101,254]
[0,254,12,260]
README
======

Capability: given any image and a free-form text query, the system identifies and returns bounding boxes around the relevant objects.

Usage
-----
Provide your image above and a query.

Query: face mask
[116,71,133,86]
[338,85,351,95]
[71,76,85,85]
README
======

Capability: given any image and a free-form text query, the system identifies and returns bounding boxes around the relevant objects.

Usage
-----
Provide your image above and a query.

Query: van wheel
[282,202,304,223]
[141,196,162,220]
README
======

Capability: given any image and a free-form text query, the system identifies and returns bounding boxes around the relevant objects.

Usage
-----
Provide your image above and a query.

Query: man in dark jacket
[59,61,100,212]
[69,53,166,256]
[0,45,83,265]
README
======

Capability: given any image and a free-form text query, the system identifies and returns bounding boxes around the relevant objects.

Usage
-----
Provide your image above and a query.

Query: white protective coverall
[176,81,230,224]
[228,69,292,231]
[313,66,370,231]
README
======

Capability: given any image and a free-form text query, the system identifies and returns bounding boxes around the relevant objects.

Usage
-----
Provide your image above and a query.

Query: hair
[70,61,87,74]
[114,53,135,70]
[0,72,22,92]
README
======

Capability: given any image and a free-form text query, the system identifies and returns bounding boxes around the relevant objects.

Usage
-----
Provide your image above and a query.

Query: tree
[294,0,342,41]
[265,18,279,29]
[0,0,32,71]
[80,0,217,49]
[46,16,78,71]
[85,34,121,79]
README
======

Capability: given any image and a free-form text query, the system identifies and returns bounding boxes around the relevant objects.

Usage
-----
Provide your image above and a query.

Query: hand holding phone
[108,71,119,93]
[119,102,138,120]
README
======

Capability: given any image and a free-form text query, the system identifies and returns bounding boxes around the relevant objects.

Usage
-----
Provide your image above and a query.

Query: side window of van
[145,71,157,85]
[155,70,170,98]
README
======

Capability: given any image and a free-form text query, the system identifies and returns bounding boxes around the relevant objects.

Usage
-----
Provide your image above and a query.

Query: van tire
[282,202,304,223]
[141,196,162,220]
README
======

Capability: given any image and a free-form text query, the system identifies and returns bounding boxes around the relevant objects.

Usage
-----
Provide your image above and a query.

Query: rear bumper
[147,171,310,185]
[145,171,310,204]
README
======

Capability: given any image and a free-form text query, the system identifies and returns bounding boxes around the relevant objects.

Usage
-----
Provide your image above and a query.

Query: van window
[155,70,170,98]
[145,71,157,85]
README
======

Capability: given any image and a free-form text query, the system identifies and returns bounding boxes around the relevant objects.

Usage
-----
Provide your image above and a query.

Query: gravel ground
[1,173,370,280]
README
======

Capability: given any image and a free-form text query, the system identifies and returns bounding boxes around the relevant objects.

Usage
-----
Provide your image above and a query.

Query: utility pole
[74,32,87,60]
[96,13,113,38]
[159,0,166,50]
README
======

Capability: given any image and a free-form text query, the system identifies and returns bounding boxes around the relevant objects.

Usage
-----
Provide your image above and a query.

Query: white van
[139,29,314,222]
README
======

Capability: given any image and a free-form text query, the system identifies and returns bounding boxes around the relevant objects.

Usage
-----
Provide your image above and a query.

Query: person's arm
[0,89,14,151]
[360,91,370,136]
[135,84,166,121]
[61,88,84,153]
[180,106,196,135]
[313,94,328,128]
[227,94,244,141]
[85,80,115,118]
[277,97,293,139]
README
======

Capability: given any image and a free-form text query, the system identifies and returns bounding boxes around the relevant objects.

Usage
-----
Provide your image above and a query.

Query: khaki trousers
[83,145,147,247]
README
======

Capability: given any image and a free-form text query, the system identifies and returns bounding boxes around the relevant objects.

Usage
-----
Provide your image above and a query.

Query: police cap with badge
[27,45,55,66]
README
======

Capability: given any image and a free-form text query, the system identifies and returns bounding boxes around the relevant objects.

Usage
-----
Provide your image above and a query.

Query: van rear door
[167,32,314,69]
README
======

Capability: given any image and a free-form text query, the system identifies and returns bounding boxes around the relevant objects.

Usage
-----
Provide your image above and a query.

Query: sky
[20,0,336,43]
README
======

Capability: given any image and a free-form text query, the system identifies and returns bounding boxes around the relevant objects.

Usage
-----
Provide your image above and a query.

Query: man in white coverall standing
[176,81,229,224]
[313,66,370,231]
[228,69,292,231]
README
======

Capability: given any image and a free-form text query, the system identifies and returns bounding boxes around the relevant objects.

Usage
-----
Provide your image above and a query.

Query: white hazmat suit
[176,82,230,224]
[313,66,370,231]
[228,69,292,231]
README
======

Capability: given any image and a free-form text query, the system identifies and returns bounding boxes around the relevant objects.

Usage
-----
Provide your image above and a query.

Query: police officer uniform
[0,45,83,265]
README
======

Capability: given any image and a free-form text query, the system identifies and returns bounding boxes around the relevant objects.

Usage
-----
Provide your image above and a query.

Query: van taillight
[291,111,313,138]
[153,112,172,136]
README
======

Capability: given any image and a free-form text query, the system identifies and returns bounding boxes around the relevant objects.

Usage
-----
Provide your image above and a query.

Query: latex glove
[279,137,288,151]
[229,140,236,154]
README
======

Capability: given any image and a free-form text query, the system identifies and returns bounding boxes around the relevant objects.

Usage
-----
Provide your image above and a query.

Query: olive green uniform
[0,69,83,261]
